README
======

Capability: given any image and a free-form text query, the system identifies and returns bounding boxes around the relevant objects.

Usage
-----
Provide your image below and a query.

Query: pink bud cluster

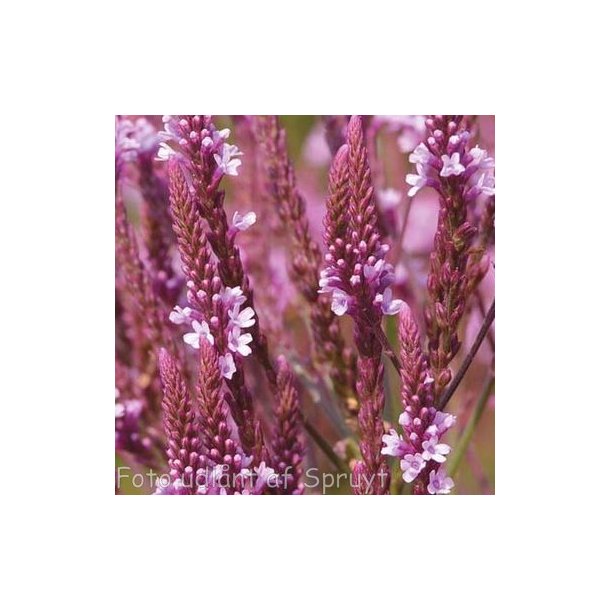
[406,119,495,202]
[319,139,403,321]
[382,408,455,494]
[381,305,457,494]
[319,241,403,318]
[156,347,278,495]
[169,284,255,380]
[157,115,243,183]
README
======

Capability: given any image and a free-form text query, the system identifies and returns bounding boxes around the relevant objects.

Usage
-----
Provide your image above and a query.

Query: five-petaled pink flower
[440,152,465,177]
[183,320,214,350]
[169,305,193,325]
[228,326,253,356]
[427,468,454,495]
[228,305,256,330]
[214,142,243,176]
[422,436,451,463]
[400,453,427,483]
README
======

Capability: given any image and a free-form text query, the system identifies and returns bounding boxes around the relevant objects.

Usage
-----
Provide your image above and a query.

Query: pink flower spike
[400,453,426,483]
[218,353,236,380]
[422,437,451,463]
[427,468,454,495]
[440,152,465,177]
[183,319,214,350]
[232,211,257,232]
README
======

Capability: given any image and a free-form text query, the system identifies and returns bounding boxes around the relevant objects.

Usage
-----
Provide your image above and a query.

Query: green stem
[302,418,350,476]
[438,299,495,411]
[447,375,495,479]
[371,323,401,374]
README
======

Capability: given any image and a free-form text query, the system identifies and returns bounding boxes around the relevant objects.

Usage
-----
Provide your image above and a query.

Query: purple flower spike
[254,116,356,413]
[406,116,495,397]
[270,356,304,494]
[319,115,410,494]
[385,305,457,494]
[158,348,205,493]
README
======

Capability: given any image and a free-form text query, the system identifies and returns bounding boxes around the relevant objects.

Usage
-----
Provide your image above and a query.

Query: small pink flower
[474,170,495,196]
[330,289,350,316]
[232,211,257,232]
[440,152,465,177]
[406,168,427,197]
[468,146,494,170]
[432,411,456,435]
[228,305,256,329]
[169,305,193,325]
[219,353,236,380]
[363,259,385,281]
[214,142,243,176]
[253,462,278,492]
[427,468,454,495]
[408,143,432,165]
[183,320,214,350]
[221,286,247,308]
[228,326,253,356]
[400,453,426,483]
[422,436,451,463]
[381,429,407,457]
[156,142,175,161]
[379,288,404,316]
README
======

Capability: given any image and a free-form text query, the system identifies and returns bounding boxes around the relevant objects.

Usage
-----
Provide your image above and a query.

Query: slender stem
[390,197,413,265]
[475,289,495,351]
[447,375,495,478]
[302,418,350,475]
[438,299,495,411]
[371,323,401,374]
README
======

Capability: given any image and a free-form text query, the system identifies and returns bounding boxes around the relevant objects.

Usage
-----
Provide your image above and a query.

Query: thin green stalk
[302,418,350,476]
[438,299,495,411]
[447,375,495,478]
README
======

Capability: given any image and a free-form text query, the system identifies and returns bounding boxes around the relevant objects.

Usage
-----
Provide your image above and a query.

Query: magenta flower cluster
[382,409,456,494]
[406,124,495,201]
